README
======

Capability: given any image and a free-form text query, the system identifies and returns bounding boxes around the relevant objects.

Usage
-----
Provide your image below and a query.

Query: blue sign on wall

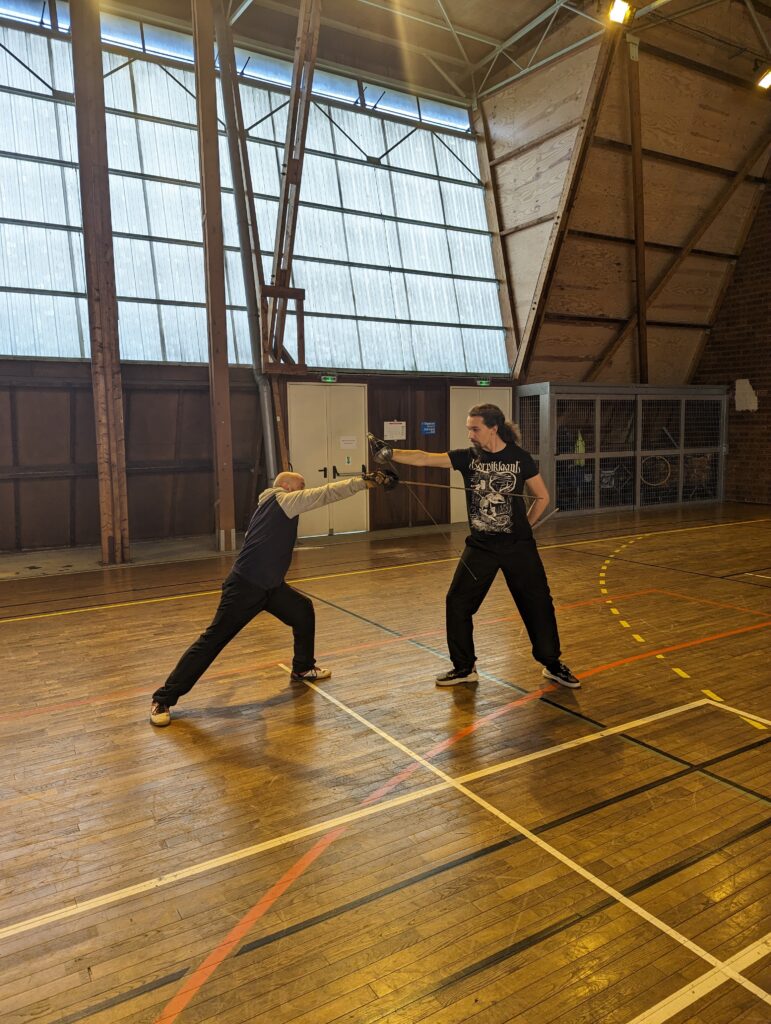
[420,421,436,435]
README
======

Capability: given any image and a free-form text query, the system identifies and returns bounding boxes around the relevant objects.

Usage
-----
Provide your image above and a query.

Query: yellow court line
[672,667,690,679]
[620,620,631,628]
[2,517,768,626]
[742,717,768,731]
[633,635,645,643]
[702,689,722,701]
[611,608,620,615]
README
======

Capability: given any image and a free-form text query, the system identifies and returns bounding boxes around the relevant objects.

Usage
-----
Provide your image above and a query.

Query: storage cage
[515,384,728,515]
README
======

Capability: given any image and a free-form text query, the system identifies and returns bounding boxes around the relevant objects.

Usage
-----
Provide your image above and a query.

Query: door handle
[318,467,328,478]
[332,465,358,479]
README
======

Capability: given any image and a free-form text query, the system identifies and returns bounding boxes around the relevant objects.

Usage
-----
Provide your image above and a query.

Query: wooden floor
[1,503,770,1024]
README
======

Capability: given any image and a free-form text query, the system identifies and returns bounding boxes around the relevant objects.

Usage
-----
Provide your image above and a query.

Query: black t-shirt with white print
[449,443,538,544]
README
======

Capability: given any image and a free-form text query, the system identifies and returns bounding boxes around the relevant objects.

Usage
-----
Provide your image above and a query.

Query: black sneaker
[542,662,580,689]
[435,667,478,686]
[150,701,171,727]
[290,666,332,683]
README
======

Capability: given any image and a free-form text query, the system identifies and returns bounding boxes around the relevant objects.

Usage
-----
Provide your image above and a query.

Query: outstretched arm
[276,477,368,519]
[389,449,452,469]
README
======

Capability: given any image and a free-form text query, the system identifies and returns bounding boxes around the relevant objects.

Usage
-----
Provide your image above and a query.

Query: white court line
[706,700,771,729]
[307,681,771,1008]
[0,699,706,945]
[747,573,771,580]
[625,932,771,1023]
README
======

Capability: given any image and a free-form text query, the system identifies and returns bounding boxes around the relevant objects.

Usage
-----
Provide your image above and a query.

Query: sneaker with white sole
[150,701,171,726]
[435,667,478,686]
[542,662,580,689]
[290,665,332,683]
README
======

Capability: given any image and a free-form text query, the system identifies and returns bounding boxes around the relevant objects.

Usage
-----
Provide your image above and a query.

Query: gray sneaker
[435,667,478,686]
[150,701,171,726]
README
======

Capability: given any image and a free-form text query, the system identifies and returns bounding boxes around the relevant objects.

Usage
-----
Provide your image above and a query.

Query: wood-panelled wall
[0,360,264,552]
[0,360,514,550]
[481,26,770,385]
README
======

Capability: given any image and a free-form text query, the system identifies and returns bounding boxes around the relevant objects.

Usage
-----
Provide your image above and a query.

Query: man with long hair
[382,404,579,689]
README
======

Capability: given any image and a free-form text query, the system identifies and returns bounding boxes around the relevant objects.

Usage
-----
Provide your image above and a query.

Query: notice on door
[383,420,406,441]
[339,436,357,449]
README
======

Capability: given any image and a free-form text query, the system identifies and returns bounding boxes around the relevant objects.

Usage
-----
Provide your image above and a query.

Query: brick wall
[692,186,771,505]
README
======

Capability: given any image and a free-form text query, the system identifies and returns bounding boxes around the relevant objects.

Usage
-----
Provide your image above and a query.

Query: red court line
[577,619,771,680]
[154,685,553,1023]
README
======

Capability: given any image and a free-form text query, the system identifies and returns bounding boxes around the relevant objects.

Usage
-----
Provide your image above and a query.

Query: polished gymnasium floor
[1,503,770,1024]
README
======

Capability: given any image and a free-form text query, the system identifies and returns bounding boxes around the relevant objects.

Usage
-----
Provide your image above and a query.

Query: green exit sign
[476,378,491,387]
[320,374,337,383]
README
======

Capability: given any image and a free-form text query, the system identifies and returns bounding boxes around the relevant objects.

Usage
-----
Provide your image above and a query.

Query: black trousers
[152,572,315,707]
[446,538,561,672]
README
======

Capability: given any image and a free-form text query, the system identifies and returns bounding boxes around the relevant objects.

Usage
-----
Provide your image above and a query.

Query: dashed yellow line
[672,667,690,679]
[741,717,767,731]
[620,620,631,629]
[633,634,645,643]
[611,608,620,616]
[702,689,722,702]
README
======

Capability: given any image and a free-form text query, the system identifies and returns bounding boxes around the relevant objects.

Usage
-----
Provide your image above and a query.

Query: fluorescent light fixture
[759,69,771,89]
[608,0,632,24]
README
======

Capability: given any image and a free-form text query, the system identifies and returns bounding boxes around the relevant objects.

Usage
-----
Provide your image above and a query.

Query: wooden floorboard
[1,503,769,1024]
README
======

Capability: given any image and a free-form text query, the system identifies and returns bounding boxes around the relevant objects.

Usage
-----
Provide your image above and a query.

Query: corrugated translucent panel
[397,223,451,274]
[152,241,205,303]
[281,310,298,363]
[236,49,292,90]
[218,135,232,190]
[113,237,156,299]
[461,328,509,373]
[454,279,502,326]
[412,325,466,372]
[0,26,51,93]
[440,181,488,230]
[131,60,197,124]
[432,134,479,184]
[313,70,359,105]
[305,316,361,369]
[144,25,195,64]
[100,14,142,50]
[336,160,393,216]
[227,308,252,365]
[137,120,199,183]
[420,99,470,131]
[301,153,341,207]
[363,84,418,121]
[57,103,78,163]
[358,321,414,371]
[446,229,495,278]
[144,179,202,242]
[109,174,149,234]
[224,250,245,307]
[0,290,83,357]
[254,198,278,251]
[117,300,162,361]
[49,37,73,93]
[106,113,141,173]
[221,191,239,248]
[383,123,437,175]
[343,213,400,267]
[390,169,443,222]
[295,207,348,261]
[0,223,83,290]
[322,107,384,161]
[349,267,406,319]
[239,86,278,141]
[161,303,207,363]
[0,0,46,26]
[102,54,135,111]
[404,272,458,325]
[292,261,354,316]
[245,139,280,196]
[0,156,76,225]
[0,92,67,160]
[305,102,334,153]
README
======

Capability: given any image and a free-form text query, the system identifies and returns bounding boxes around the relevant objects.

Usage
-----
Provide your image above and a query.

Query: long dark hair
[468,403,522,445]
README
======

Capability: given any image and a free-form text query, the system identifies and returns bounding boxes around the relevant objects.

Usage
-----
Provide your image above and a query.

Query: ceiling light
[759,69,771,89]
[608,1,632,24]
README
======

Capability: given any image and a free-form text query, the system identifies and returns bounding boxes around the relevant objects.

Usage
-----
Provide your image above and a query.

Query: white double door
[286,382,369,538]
[449,386,513,524]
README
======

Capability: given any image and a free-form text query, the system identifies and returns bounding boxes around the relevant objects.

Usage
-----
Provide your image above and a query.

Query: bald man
[150,470,388,726]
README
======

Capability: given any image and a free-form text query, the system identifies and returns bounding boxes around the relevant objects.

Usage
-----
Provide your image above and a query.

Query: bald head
[274,471,305,492]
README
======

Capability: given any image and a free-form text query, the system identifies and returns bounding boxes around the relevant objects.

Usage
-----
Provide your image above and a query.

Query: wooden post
[192,0,236,551]
[627,35,648,383]
[70,0,129,564]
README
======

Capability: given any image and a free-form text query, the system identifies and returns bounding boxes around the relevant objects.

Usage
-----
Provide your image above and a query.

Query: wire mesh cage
[515,384,727,516]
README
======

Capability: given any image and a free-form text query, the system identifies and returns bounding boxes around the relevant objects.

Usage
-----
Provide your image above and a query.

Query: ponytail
[468,404,521,445]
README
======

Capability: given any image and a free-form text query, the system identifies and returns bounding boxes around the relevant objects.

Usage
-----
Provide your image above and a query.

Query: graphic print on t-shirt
[468,457,521,533]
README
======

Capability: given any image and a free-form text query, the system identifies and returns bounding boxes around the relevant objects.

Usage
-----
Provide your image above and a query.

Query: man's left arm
[524,473,550,525]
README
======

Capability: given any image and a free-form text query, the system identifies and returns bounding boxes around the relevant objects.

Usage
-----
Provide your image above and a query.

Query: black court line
[63,770,771,1022]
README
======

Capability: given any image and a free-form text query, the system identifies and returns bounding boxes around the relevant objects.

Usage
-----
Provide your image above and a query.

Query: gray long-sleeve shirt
[232,476,367,589]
